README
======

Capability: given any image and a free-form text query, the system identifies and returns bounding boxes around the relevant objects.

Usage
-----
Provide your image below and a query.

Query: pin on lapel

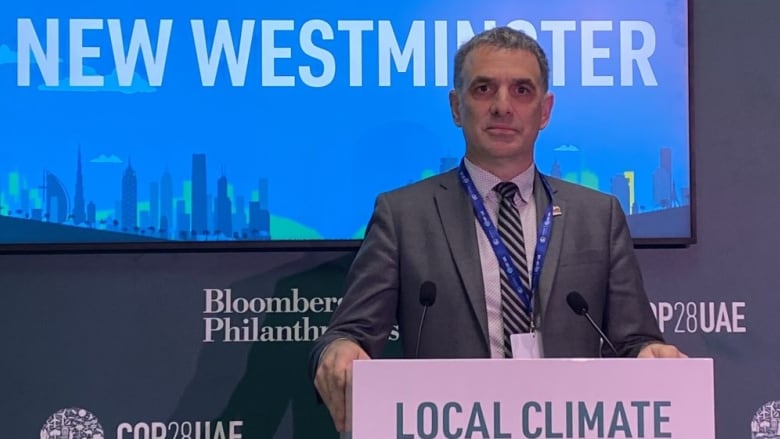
[552,205,562,216]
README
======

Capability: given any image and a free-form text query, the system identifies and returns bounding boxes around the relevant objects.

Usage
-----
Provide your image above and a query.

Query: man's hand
[314,338,371,432]
[638,342,688,358]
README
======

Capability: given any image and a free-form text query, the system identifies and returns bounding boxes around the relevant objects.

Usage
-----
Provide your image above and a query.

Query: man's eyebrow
[468,76,539,88]
[469,75,494,85]
[512,78,538,88]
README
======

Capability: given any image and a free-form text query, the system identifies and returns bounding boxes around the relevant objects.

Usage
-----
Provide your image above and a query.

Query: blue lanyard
[458,160,555,322]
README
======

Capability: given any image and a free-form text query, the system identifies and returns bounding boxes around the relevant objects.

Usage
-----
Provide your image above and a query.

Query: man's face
[449,46,554,170]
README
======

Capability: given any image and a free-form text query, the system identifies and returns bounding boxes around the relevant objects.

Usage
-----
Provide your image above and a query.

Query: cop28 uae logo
[752,401,780,438]
[41,408,105,439]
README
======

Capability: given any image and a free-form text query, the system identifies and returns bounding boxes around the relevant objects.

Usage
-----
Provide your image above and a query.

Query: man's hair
[452,26,550,92]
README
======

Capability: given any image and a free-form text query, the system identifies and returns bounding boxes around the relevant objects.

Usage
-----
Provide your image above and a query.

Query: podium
[350,358,714,438]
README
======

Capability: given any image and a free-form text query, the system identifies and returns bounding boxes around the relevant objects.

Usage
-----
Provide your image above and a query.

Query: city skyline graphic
[0,144,689,244]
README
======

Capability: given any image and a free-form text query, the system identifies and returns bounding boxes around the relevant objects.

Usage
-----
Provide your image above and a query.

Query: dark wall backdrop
[639,0,780,439]
[2,1,779,438]
[637,1,780,438]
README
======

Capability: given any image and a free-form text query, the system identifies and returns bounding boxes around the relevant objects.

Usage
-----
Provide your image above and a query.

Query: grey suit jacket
[311,168,663,370]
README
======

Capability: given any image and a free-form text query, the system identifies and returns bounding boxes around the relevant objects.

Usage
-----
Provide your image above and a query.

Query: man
[310,26,686,432]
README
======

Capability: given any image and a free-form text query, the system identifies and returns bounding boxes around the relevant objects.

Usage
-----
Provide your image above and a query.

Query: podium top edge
[354,358,713,364]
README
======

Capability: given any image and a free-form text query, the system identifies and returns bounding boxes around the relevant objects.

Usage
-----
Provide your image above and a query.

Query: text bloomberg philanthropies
[202,288,340,342]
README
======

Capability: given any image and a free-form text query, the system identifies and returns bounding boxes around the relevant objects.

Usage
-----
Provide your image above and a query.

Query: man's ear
[539,92,554,130]
[449,90,462,127]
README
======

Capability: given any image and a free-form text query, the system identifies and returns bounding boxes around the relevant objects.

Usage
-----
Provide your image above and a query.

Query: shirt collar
[463,157,535,203]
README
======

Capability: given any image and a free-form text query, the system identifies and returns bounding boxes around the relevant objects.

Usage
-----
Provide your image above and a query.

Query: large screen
[0,0,692,250]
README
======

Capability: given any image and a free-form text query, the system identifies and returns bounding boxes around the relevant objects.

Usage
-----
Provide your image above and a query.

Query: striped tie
[494,182,532,357]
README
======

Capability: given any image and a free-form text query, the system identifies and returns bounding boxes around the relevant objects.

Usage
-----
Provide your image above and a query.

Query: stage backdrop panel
[0,0,691,247]
[0,243,777,439]
[0,250,408,439]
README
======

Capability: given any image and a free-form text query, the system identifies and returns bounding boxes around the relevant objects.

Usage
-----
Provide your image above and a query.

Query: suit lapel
[534,172,566,320]
[434,170,490,347]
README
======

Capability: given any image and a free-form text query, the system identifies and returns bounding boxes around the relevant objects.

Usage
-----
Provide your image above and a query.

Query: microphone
[414,281,437,359]
[566,291,618,356]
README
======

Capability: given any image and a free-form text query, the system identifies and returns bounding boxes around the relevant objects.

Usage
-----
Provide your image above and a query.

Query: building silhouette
[19,173,31,217]
[160,216,169,238]
[652,147,677,209]
[121,161,138,230]
[87,201,96,226]
[610,174,630,213]
[140,211,151,232]
[7,171,21,208]
[72,148,86,225]
[149,181,159,231]
[160,170,173,234]
[216,174,232,237]
[44,171,69,223]
[256,178,271,238]
[176,199,189,239]
[233,195,246,238]
[207,194,214,235]
[249,201,270,239]
[623,171,637,214]
[191,154,208,233]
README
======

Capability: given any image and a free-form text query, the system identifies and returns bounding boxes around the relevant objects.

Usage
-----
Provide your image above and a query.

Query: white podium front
[349,358,714,439]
